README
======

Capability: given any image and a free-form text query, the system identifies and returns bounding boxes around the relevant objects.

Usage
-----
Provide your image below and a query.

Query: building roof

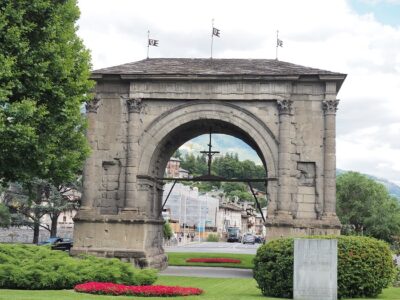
[219,202,243,211]
[169,157,181,162]
[92,58,345,77]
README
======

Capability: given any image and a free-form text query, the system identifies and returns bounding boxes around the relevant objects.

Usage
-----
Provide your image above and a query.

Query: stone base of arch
[71,210,168,270]
[265,217,341,239]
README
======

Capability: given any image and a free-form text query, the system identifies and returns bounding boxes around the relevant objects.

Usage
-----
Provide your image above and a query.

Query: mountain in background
[337,169,400,200]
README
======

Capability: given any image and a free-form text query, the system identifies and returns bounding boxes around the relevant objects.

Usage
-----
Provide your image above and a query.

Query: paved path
[160,266,253,278]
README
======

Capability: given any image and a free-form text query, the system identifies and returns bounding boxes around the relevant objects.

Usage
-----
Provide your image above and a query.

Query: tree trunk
[33,222,40,244]
[50,214,59,238]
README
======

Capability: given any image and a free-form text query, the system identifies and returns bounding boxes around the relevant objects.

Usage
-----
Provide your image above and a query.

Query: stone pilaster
[322,99,339,218]
[276,99,293,220]
[81,97,101,209]
[124,98,145,210]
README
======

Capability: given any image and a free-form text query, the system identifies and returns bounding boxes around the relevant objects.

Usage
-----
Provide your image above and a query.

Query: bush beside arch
[253,236,395,299]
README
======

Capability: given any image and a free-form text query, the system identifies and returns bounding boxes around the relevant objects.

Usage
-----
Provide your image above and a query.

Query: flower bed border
[186,257,241,264]
[74,282,203,297]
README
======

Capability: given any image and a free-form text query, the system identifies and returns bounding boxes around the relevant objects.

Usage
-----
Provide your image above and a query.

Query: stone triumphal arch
[72,58,346,269]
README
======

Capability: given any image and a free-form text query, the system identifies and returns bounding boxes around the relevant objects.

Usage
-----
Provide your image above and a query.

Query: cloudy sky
[77,0,400,185]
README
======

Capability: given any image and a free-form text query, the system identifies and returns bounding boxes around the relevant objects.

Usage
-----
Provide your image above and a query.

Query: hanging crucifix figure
[200,129,220,176]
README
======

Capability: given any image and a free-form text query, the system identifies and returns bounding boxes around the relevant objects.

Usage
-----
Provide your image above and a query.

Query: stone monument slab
[294,239,337,300]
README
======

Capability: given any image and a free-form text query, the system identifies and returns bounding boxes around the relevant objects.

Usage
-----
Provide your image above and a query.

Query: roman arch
[72,58,346,269]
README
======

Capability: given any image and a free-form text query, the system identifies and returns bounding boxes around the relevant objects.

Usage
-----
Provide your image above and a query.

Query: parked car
[38,237,73,251]
[227,227,242,243]
[255,236,265,243]
[242,233,255,245]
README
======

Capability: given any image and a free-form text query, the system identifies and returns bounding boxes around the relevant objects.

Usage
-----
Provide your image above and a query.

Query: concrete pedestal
[71,210,167,270]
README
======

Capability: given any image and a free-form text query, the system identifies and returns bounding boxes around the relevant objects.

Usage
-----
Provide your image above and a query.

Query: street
[160,266,253,278]
[165,241,261,255]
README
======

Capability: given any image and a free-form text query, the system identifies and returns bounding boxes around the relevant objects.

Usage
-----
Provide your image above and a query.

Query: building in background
[165,157,189,178]
[162,182,219,230]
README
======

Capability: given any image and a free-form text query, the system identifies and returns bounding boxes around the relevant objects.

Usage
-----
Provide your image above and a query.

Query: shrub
[206,234,219,242]
[0,244,157,289]
[75,282,203,296]
[253,236,395,299]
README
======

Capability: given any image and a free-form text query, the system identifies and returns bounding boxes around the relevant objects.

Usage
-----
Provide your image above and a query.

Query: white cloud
[77,0,400,184]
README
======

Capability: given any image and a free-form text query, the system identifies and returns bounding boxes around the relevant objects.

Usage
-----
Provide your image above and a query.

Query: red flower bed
[74,282,203,297]
[186,257,241,264]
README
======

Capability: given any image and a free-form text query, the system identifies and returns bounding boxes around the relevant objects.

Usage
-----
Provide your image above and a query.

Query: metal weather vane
[276,30,283,60]
[147,30,159,59]
[210,19,221,59]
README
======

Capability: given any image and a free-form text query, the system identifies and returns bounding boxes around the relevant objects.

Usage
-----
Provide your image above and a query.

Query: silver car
[242,233,255,244]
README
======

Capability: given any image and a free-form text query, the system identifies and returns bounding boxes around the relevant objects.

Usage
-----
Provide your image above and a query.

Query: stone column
[81,97,101,209]
[276,100,293,219]
[322,99,339,217]
[124,98,144,210]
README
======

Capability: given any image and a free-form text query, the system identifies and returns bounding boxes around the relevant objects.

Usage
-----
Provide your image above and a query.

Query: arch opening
[151,119,268,180]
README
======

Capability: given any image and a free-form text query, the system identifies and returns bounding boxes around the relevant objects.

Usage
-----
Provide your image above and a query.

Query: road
[165,241,261,255]
[160,266,253,278]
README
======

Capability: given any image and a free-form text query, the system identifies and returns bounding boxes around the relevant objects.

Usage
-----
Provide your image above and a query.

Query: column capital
[86,97,101,113]
[322,99,339,114]
[126,97,145,113]
[277,100,293,115]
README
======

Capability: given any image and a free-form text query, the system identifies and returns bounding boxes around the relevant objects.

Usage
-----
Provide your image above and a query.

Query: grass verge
[167,252,254,269]
[0,276,399,300]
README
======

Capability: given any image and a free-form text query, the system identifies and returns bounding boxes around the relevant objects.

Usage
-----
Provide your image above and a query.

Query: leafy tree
[336,171,400,243]
[0,203,11,227]
[222,182,246,194]
[178,152,268,207]
[180,153,196,175]
[256,196,268,208]
[44,179,81,237]
[228,190,253,202]
[0,0,92,185]
[173,149,183,160]
[4,178,81,242]
[163,221,173,240]
[4,180,51,243]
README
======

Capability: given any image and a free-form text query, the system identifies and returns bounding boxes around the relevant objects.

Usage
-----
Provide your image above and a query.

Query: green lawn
[1,276,399,300]
[167,252,255,269]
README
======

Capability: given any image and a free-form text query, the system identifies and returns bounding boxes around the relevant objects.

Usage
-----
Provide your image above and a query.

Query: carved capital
[322,99,339,114]
[127,98,145,113]
[86,97,101,113]
[277,100,293,115]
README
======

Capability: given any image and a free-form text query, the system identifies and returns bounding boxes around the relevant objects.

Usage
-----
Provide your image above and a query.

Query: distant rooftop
[92,58,345,77]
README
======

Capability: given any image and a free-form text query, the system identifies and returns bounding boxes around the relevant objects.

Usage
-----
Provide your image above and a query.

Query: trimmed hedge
[0,244,157,290]
[253,236,395,299]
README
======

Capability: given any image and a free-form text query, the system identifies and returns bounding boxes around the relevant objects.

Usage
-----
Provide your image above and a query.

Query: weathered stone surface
[294,239,337,300]
[74,58,346,269]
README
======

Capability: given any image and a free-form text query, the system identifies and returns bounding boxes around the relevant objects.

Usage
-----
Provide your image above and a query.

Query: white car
[242,233,255,245]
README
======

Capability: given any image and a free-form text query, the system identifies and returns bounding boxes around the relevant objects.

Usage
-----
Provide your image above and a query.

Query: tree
[0,0,92,185]
[336,171,400,243]
[0,203,11,227]
[4,178,81,241]
[180,153,197,175]
[4,180,51,243]
[163,221,173,240]
[43,179,81,237]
